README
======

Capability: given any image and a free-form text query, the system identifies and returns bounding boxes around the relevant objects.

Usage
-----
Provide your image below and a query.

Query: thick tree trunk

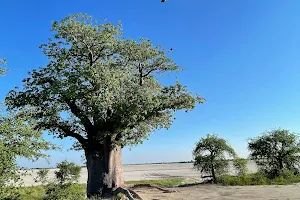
[85,138,124,197]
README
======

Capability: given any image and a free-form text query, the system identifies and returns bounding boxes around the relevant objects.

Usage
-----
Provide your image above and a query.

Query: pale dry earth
[136,184,300,200]
[21,162,257,186]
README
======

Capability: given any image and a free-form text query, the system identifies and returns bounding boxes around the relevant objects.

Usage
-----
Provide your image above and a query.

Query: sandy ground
[21,162,257,186]
[136,184,300,200]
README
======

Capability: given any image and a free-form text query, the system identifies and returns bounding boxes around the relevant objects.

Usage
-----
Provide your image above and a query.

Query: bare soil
[134,184,300,200]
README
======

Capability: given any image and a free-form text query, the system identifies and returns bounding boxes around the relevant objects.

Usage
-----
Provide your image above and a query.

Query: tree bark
[85,137,124,197]
[211,164,216,183]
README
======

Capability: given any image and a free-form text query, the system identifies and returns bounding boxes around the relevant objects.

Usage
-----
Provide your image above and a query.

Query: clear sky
[1,0,300,168]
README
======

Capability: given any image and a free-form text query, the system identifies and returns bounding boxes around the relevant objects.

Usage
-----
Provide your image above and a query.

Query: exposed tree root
[127,184,177,193]
[128,189,143,200]
[177,179,213,187]
[111,184,177,199]
[178,182,204,187]
[201,175,213,179]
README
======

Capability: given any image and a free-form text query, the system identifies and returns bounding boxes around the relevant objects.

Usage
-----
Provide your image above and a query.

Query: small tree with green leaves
[43,161,82,200]
[54,160,81,184]
[193,134,236,183]
[34,168,50,184]
[248,128,300,178]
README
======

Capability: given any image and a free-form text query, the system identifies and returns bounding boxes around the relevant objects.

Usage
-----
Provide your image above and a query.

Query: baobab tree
[6,14,204,197]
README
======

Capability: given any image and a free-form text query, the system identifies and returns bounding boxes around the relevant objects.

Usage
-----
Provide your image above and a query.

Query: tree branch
[142,68,158,78]
[56,123,87,147]
[63,97,94,134]
[41,121,87,147]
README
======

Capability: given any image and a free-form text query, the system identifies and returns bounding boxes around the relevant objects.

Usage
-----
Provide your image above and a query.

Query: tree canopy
[193,134,237,182]
[5,13,204,150]
[248,128,300,178]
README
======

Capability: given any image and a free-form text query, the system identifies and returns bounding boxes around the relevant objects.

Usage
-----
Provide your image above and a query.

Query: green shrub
[279,169,297,179]
[126,178,185,187]
[54,161,81,184]
[16,186,45,200]
[2,183,136,200]
[34,169,49,184]
[218,171,300,186]
[43,183,85,200]
[0,187,21,200]
[249,173,268,185]
[233,158,248,176]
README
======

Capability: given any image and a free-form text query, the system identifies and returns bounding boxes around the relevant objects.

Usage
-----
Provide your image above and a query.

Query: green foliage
[54,161,81,184]
[194,155,230,176]
[5,13,204,152]
[43,183,85,200]
[13,186,45,200]
[1,178,186,199]
[248,128,300,178]
[233,158,248,176]
[218,173,267,186]
[0,58,8,75]
[193,134,236,182]
[116,193,125,199]
[34,169,50,184]
[218,172,300,186]
[2,184,86,200]
[126,178,186,187]
[0,109,56,199]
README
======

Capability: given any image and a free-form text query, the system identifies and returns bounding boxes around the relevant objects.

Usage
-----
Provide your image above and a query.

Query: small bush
[54,161,81,184]
[43,183,85,200]
[34,169,49,184]
[16,186,45,200]
[218,171,300,186]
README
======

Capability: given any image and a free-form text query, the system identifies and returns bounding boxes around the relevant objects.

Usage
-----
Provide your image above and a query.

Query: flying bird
[161,0,166,2]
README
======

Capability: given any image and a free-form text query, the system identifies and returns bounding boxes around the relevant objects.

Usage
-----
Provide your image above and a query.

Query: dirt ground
[134,184,300,200]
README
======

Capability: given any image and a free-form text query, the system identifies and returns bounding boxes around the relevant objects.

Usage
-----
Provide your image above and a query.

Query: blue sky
[1,0,300,168]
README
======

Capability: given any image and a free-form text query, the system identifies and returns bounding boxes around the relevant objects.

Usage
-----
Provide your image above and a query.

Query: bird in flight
[161,0,166,2]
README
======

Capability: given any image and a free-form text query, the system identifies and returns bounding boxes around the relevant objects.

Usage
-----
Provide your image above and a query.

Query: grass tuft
[126,178,186,187]
[218,173,300,186]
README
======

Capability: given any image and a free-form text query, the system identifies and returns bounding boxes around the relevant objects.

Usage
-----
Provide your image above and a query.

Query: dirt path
[134,184,300,200]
